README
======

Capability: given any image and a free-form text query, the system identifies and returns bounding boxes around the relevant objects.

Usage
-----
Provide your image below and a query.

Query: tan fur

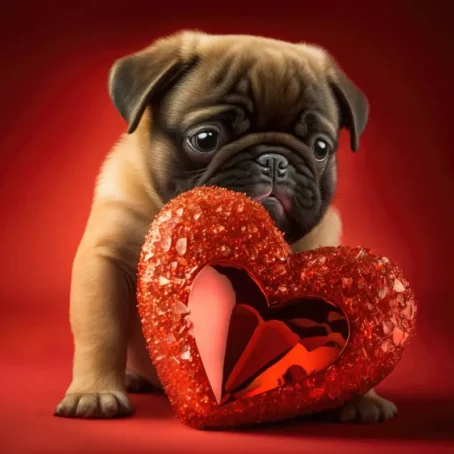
[292,205,342,253]
[55,31,395,423]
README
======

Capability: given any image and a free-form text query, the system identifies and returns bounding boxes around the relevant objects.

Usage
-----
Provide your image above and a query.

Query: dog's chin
[259,196,303,244]
[260,196,287,223]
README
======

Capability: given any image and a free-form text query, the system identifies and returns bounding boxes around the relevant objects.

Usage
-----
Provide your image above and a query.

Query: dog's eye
[312,138,331,161]
[188,127,220,153]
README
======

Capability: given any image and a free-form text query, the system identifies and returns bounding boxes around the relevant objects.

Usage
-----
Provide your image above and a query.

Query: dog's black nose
[256,153,288,180]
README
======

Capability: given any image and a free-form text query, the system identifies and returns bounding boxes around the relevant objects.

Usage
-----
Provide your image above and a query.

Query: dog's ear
[108,33,198,133]
[329,64,369,152]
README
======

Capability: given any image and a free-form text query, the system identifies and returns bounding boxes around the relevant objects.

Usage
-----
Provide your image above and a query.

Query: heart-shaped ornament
[137,187,417,429]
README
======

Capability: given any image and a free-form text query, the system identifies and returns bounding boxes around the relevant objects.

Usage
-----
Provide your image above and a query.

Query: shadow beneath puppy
[130,391,175,421]
[131,390,453,442]
[240,396,454,441]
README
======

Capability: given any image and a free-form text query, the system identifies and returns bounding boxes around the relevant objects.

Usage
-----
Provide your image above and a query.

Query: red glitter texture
[137,187,417,430]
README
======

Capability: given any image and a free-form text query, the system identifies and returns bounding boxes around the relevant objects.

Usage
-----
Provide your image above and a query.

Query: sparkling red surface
[137,187,417,429]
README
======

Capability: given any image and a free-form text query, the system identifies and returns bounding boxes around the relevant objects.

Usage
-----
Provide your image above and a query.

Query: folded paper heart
[137,187,417,429]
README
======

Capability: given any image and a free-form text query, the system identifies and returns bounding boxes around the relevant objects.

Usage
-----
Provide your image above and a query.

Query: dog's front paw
[338,392,397,423]
[54,391,134,419]
[317,390,397,424]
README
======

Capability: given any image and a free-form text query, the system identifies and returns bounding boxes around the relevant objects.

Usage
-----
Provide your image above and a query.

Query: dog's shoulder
[94,132,162,214]
[76,132,161,263]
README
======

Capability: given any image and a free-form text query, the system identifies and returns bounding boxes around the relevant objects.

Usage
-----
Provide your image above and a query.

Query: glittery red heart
[137,187,417,429]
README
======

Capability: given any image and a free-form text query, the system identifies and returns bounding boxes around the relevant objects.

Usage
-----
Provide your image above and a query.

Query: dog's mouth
[261,195,286,217]
[253,191,305,243]
[254,193,293,222]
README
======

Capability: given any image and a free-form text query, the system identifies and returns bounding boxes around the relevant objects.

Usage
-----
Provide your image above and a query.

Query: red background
[1,1,453,453]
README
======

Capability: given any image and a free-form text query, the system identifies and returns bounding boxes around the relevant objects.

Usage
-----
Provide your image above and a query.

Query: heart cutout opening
[187,264,350,405]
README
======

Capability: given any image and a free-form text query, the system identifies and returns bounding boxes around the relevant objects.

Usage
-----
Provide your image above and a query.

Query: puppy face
[109,32,369,243]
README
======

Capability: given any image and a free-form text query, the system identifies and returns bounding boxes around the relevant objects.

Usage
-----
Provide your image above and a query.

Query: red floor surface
[1,312,453,454]
[1,1,454,453]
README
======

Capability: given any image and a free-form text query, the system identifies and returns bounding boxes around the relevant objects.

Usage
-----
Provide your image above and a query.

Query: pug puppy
[54,31,397,423]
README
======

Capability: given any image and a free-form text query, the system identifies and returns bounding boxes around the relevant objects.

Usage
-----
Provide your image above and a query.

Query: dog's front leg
[53,194,147,419]
[54,247,136,418]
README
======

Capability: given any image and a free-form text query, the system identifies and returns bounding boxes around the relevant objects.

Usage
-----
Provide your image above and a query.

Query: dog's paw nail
[339,404,357,422]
